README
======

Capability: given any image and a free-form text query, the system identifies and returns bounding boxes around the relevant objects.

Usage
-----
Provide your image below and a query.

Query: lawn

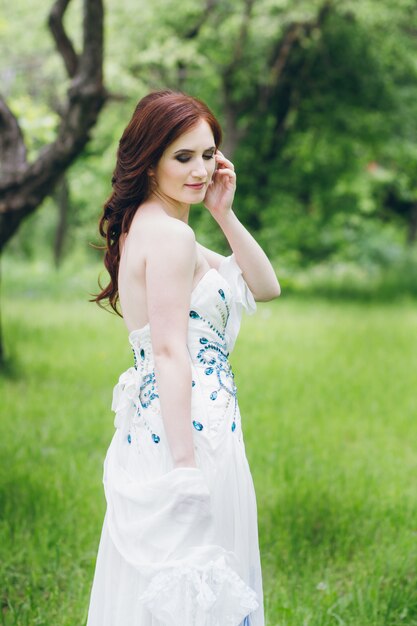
[1,280,416,625]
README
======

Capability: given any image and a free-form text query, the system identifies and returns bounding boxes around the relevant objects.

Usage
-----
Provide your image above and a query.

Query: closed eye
[175,152,215,163]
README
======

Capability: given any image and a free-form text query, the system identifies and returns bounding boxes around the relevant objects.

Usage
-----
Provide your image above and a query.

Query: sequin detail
[130,343,162,446]
[124,272,241,452]
[188,284,238,433]
[139,372,159,408]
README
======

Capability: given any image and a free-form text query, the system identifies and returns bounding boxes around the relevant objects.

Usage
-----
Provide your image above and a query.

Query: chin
[190,196,205,205]
[185,191,206,204]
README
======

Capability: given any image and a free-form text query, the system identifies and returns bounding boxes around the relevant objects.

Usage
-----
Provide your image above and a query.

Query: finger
[215,152,235,170]
[214,167,236,178]
[215,152,233,165]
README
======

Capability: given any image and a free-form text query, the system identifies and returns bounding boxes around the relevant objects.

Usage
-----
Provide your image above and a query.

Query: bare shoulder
[130,208,195,246]
[124,210,196,272]
[196,241,227,270]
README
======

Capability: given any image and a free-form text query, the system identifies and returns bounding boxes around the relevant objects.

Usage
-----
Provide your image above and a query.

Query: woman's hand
[203,150,236,221]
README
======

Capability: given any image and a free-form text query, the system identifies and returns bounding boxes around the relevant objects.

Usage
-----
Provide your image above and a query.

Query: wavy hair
[92,90,222,314]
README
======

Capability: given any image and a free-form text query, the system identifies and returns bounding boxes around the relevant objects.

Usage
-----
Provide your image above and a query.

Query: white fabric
[217,253,257,353]
[86,254,264,626]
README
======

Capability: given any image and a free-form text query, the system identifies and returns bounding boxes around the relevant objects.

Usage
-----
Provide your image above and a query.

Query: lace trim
[138,554,259,626]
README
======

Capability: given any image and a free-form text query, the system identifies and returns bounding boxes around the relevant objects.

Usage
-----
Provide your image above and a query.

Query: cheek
[163,162,187,185]
[158,163,184,187]
[207,159,216,178]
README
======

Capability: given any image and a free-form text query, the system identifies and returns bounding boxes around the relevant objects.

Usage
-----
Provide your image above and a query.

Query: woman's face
[151,119,216,207]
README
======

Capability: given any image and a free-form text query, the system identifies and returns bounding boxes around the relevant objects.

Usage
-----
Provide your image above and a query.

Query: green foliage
[2,0,417,276]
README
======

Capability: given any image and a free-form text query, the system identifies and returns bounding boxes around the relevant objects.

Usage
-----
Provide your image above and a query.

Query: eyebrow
[174,146,216,154]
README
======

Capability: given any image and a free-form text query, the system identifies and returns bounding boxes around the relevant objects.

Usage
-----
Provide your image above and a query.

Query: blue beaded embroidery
[197,340,236,398]
[139,372,159,409]
[189,283,230,343]
[130,343,162,444]
[189,285,239,433]
[128,275,239,444]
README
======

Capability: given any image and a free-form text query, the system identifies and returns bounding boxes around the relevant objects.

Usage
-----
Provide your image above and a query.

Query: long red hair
[92,90,222,314]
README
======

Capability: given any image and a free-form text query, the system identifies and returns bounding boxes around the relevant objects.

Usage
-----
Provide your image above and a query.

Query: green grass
[1,280,417,625]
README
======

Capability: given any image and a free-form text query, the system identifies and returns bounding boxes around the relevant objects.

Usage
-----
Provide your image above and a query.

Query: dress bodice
[112,254,257,450]
[128,253,257,360]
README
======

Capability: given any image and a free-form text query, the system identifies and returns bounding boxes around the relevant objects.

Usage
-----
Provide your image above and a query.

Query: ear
[147,166,154,177]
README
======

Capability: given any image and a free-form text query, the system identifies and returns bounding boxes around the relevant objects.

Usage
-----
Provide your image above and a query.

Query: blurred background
[1,1,416,625]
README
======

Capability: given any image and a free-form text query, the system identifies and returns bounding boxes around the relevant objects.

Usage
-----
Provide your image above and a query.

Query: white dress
[86,254,265,626]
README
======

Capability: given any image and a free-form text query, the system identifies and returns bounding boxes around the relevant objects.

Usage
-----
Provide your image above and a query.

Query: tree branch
[260,1,333,109]
[0,96,27,181]
[229,0,255,74]
[183,0,219,39]
[0,0,106,251]
[252,2,333,199]
[176,0,219,86]
[220,0,256,154]
[78,0,104,88]
[48,0,79,78]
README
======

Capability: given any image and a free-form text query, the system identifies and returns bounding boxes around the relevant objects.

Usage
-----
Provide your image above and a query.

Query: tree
[0,0,107,363]
[127,0,417,261]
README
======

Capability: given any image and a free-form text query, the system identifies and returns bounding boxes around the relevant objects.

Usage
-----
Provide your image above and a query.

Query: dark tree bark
[259,2,332,154]
[219,1,332,160]
[53,176,70,267]
[0,260,3,366]
[220,0,255,157]
[407,203,417,245]
[0,0,106,364]
[0,0,107,253]
[176,0,219,89]
[384,189,417,246]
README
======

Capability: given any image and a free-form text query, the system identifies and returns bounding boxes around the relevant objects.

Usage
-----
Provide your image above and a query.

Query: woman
[87,90,281,626]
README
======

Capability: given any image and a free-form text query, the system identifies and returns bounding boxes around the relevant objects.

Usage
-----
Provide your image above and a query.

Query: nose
[191,158,209,180]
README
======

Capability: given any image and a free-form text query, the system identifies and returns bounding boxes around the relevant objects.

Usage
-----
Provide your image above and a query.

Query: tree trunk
[407,203,417,246]
[53,176,70,267]
[0,0,106,254]
[0,0,107,361]
[0,256,3,367]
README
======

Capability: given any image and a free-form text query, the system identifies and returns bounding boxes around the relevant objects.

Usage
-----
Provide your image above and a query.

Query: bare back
[118,206,212,333]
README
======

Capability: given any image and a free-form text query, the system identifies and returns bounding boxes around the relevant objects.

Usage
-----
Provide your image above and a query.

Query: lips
[185,183,205,190]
